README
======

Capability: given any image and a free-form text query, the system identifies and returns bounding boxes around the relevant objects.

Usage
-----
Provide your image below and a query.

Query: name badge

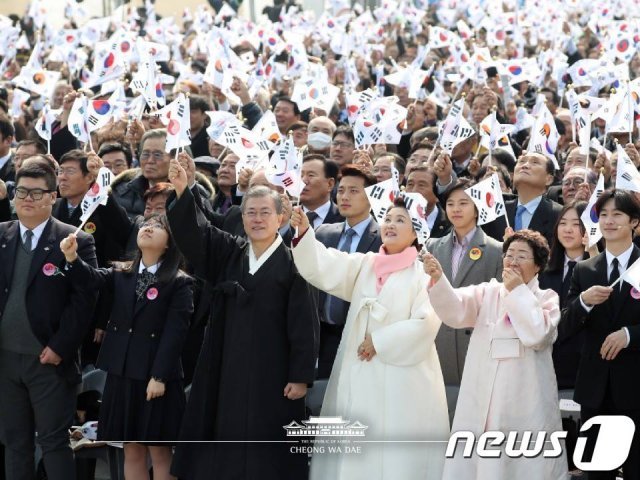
[491,338,521,359]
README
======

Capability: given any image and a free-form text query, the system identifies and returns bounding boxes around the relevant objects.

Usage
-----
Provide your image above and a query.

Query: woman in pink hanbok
[422,229,567,480]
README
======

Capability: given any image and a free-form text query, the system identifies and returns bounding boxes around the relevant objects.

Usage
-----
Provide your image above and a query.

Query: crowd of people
[0,0,640,479]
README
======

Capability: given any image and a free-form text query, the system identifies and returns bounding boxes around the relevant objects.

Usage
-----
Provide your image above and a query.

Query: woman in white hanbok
[423,229,568,480]
[290,198,449,480]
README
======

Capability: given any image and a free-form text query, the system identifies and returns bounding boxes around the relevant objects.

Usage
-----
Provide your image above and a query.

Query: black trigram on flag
[375,209,386,221]
[299,93,307,101]
[411,218,422,232]
[282,175,293,187]
[369,185,385,200]
[495,202,505,216]
[622,172,633,182]
[256,140,271,151]
[223,130,238,144]
[177,104,185,116]
[321,86,329,95]
[370,127,382,142]
[590,227,598,235]
[356,131,365,144]
[533,144,543,154]
[87,116,99,126]
[479,208,489,222]
[403,196,414,210]
[469,188,481,200]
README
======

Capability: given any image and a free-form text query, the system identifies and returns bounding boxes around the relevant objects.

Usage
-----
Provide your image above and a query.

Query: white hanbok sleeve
[503,284,560,349]
[428,274,486,329]
[292,227,366,302]
[371,273,441,366]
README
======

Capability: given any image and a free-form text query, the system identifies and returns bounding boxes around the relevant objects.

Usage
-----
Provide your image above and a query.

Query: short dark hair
[0,115,14,139]
[410,140,434,155]
[540,87,559,106]
[189,94,211,113]
[332,125,354,144]
[98,141,133,167]
[503,229,550,271]
[441,178,474,205]
[302,154,339,182]
[339,164,377,187]
[275,97,300,116]
[595,188,640,221]
[59,149,90,175]
[287,121,308,133]
[16,139,46,154]
[16,161,57,191]
[143,182,175,202]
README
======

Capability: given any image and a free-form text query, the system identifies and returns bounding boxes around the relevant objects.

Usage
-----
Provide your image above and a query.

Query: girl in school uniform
[60,214,193,480]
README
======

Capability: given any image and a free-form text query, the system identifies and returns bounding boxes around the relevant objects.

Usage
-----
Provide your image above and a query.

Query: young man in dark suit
[315,165,382,378]
[482,152,562,246]
[0,162,97,480]
[563,189,640,480]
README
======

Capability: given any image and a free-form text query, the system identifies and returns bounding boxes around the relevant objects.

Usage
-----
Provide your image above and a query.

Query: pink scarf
[373,245,418,293]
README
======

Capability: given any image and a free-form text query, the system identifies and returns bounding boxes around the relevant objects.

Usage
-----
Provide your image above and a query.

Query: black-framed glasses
[15,187,55,201]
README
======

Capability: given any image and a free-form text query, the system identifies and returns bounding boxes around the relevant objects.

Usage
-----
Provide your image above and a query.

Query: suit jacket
[429,205,452,239]
[0,154,15,183]
[426,227,503,385]
[481,196,563,247]
[67,259,193,381]
[52,195,131,267]
[562,247,640,410]
[539,256,589,389]
[0,218,98,384]
[315,218,382,324]
[321,202,344,226]
[546,185,563,205]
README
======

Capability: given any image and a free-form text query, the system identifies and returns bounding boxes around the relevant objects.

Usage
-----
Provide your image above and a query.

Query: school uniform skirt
[97,373,186,443]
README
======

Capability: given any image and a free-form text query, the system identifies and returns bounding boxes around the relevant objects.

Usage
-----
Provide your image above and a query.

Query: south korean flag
[464,174,507,226]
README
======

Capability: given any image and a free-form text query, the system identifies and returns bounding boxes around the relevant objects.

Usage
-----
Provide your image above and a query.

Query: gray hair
[240,185,283,214]
[139,128,193,157]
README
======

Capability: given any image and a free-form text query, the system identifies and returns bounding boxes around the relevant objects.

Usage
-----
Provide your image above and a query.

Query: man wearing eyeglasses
[0,162,97,480]
[111,129,211,219]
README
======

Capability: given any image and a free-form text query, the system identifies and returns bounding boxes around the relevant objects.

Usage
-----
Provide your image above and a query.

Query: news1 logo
[446,416,635,471]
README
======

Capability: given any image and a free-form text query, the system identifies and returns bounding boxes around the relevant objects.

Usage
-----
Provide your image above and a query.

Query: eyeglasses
[15,187,55,200]
[243,210,275,218]
[331,141,354,149]
[57,167,79,176]
[503,253,534,264]
[139,150,166,161]
[562,178,583,187]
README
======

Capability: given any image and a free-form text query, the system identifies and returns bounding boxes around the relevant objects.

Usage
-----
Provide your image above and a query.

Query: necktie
[514,205,526,231]
[609,258,620,305]
[23,230,33,252]
[326,229,357,325]
[451,238,466,281]
[219,196,232,214]
[306,211,319,229]
[560,260,577,308]
[136,269,156,300]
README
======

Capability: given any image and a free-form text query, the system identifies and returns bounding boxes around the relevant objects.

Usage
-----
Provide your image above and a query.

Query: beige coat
[429,276,568,480]
[293,228,450,480]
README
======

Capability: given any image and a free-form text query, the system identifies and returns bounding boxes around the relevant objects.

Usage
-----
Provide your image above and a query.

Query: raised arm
[290,215,366,302]
[423,252,483,329]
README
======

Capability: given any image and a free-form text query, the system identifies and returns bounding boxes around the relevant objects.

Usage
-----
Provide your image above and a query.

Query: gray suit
[426,227,503,393]
[314,217,382,378]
